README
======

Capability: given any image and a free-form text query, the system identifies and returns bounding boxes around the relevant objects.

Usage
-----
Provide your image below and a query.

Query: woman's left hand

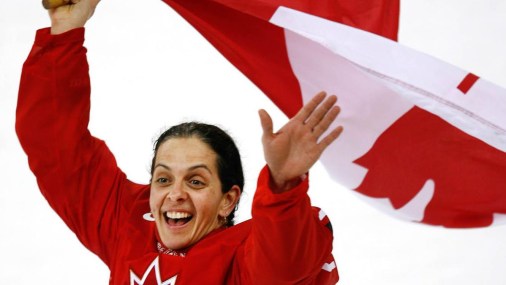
[259,91,343,193]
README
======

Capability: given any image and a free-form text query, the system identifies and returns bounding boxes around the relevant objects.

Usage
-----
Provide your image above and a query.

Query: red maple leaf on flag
[354,107,506,228]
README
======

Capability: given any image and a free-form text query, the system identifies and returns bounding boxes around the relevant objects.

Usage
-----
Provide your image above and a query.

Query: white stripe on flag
[270,6,506,152]
[282,27,413,190]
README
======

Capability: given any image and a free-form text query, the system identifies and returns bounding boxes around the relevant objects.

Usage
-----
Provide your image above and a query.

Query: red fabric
[165,0,303,117]
[354,107,506,228]
[212,0,400,39]
[457,73,480,94]
[16,28,338,284]
[162,0,399,117]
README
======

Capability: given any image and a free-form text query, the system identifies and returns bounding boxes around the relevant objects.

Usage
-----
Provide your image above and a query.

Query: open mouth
[165,211,193,227]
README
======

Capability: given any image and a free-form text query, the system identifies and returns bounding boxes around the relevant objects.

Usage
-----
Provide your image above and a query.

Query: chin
[165,240,189,250]
[159,230,193,250]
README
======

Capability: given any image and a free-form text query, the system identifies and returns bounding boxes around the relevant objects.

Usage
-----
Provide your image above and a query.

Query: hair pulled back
[151,122,244,227]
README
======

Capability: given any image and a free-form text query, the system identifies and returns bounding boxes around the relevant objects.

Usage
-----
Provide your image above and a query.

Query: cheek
[149,188,165,213]
[194,192,222,217]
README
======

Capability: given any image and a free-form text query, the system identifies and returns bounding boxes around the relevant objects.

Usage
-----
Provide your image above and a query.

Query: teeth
[166,212,192,219]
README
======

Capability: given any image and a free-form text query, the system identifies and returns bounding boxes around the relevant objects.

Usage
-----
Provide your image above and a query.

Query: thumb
[258,109,273,138]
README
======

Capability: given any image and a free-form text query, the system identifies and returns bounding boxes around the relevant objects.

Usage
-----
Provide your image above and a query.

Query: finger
[312,105,341,138]
[293,91,326,123]
[304,94,338,129]
[258,109,274,137]
[317,125,344,151]
[43,0,83,9]
[43,0,70,9]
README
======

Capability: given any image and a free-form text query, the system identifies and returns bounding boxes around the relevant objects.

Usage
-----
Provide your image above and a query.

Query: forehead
[155,137,218,169]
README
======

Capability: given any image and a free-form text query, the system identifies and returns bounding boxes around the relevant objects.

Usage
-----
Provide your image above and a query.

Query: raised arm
[16,0,134,265]
[243,92,342,284]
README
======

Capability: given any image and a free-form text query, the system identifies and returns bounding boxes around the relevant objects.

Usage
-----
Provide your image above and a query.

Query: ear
[219,185,241,217]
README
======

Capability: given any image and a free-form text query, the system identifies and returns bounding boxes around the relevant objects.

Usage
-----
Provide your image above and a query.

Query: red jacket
[16,27,339,285]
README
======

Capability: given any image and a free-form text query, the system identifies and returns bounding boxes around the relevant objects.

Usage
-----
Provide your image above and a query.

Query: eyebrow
[154,163,213,174]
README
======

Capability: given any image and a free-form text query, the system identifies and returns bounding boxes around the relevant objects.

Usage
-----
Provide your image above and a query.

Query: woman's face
[150,137,239,250]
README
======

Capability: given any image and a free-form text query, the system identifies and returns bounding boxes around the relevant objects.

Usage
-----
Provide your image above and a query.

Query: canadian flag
[161,0,506,228]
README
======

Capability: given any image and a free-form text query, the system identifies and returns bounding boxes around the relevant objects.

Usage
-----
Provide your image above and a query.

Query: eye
[156,177,170,184]
[188,178,206,189]
[190,180,203,185]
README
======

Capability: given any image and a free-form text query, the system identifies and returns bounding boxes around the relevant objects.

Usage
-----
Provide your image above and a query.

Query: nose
[166,183,188,202]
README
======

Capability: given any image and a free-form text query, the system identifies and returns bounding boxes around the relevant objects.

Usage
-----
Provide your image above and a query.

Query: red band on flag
[457,73,479,94]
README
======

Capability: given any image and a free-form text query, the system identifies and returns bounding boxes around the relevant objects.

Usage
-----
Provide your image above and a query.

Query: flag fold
[162,0,506,228]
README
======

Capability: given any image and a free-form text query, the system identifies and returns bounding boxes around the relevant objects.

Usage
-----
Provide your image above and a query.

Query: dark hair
[151,122,244,227]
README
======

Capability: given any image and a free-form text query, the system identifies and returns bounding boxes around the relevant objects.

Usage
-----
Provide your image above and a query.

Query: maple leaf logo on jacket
[130,257,177,285]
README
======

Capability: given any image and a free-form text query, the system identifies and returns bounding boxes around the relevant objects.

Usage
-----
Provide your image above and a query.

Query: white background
[1,0,506,284]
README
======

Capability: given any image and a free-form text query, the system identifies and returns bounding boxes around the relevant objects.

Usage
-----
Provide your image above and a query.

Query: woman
[16,0,342,283]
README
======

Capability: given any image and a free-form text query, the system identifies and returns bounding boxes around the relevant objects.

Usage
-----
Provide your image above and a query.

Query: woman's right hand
[258,91,343,193]
[49,0,101,34]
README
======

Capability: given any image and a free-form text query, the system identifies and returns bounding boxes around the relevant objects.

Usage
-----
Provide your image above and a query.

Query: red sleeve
[15,28,138,266]
[244,166,339,284]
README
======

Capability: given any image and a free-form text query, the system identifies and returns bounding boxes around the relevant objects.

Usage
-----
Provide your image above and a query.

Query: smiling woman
[15,0,343,283]
[151,122,244,229]
[149,123,243,251]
